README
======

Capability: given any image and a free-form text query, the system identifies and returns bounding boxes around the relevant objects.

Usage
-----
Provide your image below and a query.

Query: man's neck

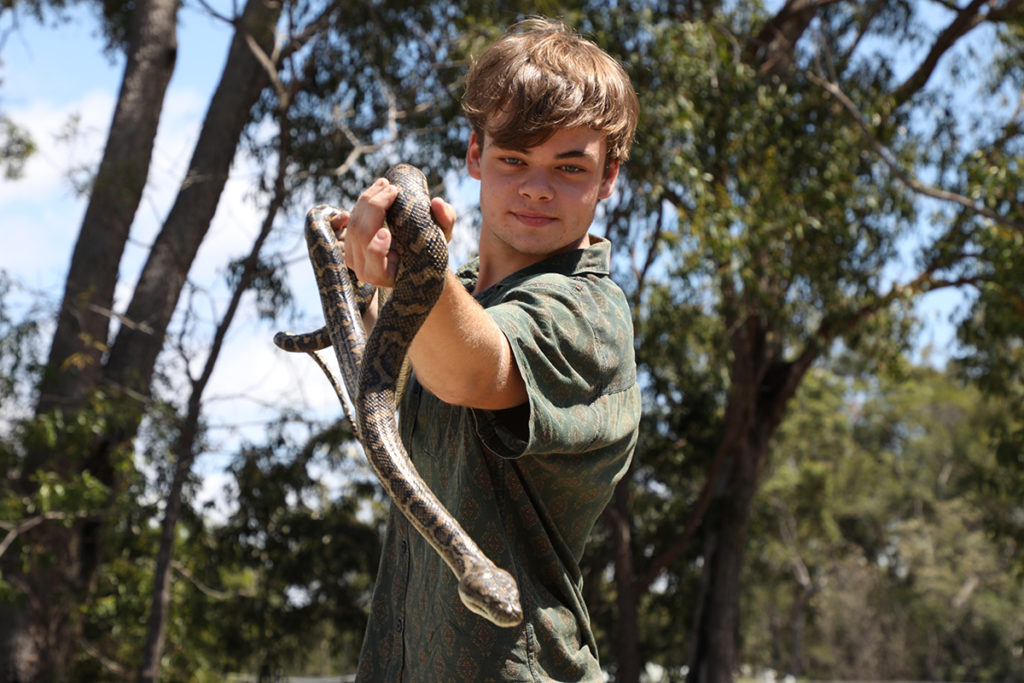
[473,233,592,295]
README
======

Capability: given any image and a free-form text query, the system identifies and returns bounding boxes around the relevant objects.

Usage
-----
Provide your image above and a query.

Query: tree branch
[749,0,844,77]
[0,511,98,559]
[171,560,257,600]
[81,639,127,677]
[808,71,1024,233]
[891,0,1016,107]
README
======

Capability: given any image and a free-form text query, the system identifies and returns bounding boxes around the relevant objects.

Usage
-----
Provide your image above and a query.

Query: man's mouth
[512,211,555,227]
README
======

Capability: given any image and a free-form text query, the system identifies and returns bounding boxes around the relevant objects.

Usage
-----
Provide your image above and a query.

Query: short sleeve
[473,272,638,459]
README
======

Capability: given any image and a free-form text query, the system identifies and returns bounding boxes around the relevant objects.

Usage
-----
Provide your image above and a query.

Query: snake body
[275,164,523,628]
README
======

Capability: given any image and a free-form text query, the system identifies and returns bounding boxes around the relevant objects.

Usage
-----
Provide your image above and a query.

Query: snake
[274,163,523,628]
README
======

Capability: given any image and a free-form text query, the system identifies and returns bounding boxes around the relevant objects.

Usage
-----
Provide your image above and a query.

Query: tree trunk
[686,431,766,683]
[105,0,281,397]
[605,478,641,683]
[137,438,194,683]
[0,1,180,679]
[33,0,180,422]
[685,315,816,683]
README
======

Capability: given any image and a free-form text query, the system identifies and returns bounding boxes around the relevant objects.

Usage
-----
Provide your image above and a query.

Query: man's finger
[330,210,351,239]
[431,197,456,243]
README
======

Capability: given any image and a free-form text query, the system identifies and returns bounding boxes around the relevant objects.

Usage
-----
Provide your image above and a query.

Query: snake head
[458,565,524,628]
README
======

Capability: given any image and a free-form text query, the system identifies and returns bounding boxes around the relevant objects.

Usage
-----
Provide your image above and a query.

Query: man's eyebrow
[555,149,597,160]
[489,142,599,161]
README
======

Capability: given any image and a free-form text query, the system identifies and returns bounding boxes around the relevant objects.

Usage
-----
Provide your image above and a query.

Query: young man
[340,18,641,681]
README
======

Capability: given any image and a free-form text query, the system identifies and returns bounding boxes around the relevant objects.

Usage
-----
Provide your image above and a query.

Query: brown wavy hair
[462,18,639,165]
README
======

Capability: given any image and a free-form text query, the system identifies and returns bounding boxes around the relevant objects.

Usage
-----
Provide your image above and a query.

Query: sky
[0,4,972,504]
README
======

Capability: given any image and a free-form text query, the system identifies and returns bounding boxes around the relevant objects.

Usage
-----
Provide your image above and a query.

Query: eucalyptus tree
[746,364,1024,680]
[572,1,1024,681]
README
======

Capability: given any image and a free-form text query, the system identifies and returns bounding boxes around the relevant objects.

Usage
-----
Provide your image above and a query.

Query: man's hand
[342,178,400,287]
[338,177,456,288]
[333,175,522,410]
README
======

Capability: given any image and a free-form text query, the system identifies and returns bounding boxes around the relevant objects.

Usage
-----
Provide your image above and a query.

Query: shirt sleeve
[473,273,638,459]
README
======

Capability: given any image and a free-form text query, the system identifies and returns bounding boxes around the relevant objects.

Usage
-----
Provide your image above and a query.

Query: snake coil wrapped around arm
[275,164,523,628]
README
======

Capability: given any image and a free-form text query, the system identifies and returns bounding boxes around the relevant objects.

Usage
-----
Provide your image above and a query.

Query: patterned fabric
[355,237,640,682]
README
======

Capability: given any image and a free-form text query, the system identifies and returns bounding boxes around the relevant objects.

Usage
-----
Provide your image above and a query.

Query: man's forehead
[482,126,607,159]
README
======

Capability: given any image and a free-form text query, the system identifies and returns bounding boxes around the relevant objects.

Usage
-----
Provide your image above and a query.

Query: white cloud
[0,90,114,292]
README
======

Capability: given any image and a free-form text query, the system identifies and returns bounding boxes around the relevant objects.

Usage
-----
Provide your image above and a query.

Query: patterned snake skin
[275,164,523,628]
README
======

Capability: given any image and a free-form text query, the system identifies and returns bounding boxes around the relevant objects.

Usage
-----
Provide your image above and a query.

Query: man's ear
[598,161,620,200]
[466,130,483,180]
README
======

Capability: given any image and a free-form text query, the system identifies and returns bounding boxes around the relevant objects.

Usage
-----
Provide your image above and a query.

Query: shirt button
[399,540,407,554]
[395,618,404,633]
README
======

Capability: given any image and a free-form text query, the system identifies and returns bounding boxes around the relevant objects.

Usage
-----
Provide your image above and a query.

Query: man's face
[466,125,619,274]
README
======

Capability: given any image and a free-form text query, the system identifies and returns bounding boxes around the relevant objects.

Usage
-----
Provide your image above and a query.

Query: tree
[0,0,287,673]
[745,364,1024,680]
[577,1,1024,680]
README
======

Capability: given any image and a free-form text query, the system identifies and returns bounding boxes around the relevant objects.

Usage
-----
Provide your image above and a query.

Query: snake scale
[275,164,523,628]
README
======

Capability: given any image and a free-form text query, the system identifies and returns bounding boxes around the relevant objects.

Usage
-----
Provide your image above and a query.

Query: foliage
[245,0,474,211]
[76,418,381,680]
[0,274,42,421]
[744,365,1024,680]
[0,114,34,179]
[193,420,381,678]
[225,254,294,322]
[1,277,381,679]
[955,234,1024,572]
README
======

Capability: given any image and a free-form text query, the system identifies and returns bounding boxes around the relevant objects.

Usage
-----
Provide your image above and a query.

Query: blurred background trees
[1,0,1022,680]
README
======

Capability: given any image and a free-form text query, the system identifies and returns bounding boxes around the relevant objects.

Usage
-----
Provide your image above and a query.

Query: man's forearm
[407,271,526,411]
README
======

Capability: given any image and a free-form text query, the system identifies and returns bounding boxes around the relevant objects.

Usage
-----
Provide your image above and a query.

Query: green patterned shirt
[355,237,640,682]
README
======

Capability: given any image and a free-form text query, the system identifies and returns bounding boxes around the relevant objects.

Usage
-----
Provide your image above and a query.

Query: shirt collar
[457,235,612,297]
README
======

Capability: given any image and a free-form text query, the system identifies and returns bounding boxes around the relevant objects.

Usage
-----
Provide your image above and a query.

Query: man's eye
[500,157,523,166]
[561,165,584,174]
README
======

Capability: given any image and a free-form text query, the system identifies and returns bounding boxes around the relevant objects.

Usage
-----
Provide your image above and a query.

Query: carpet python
[275,164,523,628]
